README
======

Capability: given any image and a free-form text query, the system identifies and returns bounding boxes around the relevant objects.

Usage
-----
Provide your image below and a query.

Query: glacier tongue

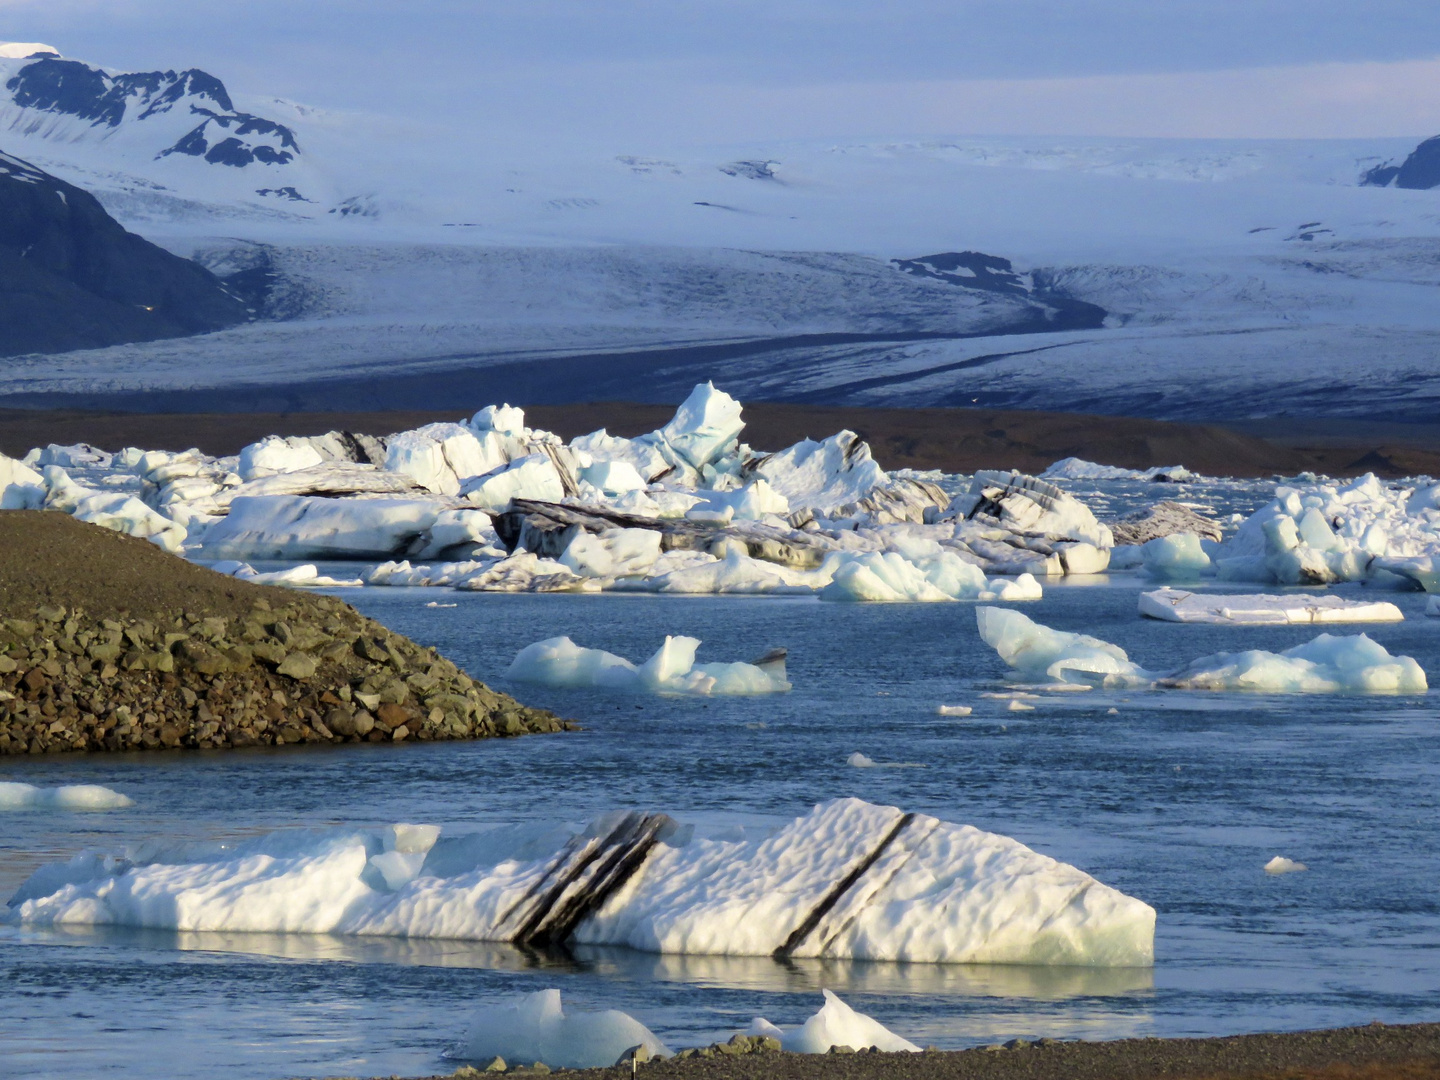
[6,798,1155,967]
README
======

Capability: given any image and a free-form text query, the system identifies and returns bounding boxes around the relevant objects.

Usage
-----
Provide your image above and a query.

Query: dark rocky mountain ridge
[0,150,250,355]
[1360,135,1440,189]
[3,55,299,169]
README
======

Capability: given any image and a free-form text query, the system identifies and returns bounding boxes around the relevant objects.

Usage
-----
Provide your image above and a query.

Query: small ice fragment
[847,752,876,768]
[982,691,1040,700]
[847,752,925,768]
[936,705,972,717]
[1007,700,1034,712]
[1107,707,1119,715]
[425,601,458,608]
[1264,856,1308,875]
[780,990,922,1054]
[457,989,669,1070]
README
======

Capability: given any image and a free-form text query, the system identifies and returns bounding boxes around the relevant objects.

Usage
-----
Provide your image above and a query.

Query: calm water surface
[3,571,1438,1079]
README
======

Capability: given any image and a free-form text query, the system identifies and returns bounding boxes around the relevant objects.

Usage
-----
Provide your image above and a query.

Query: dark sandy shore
[5,404,1440,478]
[405,1023,1440,1080]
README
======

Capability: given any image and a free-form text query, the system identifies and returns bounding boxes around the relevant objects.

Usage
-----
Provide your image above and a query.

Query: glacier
[5,797,1156,967]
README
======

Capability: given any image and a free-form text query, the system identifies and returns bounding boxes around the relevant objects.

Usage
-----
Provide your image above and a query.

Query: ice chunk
[558,529,662,579]
[457,990,669,1070]
[0,782,134,811]
[753,431,888,515]
[1264,856,1308,875]
[936,705,972,716]
[846,752,924,768]
[209,562,364,588]
[1160,634,1427,693]
[976,607,1150,688]
[470,404,527,437]
[1042,458,1192,483]
[462,454,565,511]
[688,478,790,521]
[654,382,744,471]
[386,423,506,496]
[1139,588,1403,625]
[579,459,648,495]
[0,452,46,509]
[237,436,325,481]
[773,990,921,1054]
[201,496,442,560]
[1141,532,1211,579]
[982,607,1426,693]
[70,491,186,552]
[950,471,1113,548]
[506,635,791,695]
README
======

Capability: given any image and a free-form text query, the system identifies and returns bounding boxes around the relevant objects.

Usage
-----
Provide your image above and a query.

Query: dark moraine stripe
[773,812,916,959]
[495,811,675,948]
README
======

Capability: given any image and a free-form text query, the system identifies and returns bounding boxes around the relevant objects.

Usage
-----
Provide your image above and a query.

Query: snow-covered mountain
[3,41,1440,423]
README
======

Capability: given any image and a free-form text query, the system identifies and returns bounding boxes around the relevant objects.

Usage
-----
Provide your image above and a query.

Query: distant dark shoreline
[5,402,1440,479]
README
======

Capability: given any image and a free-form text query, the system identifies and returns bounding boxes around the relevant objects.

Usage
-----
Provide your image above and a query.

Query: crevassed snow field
[5,559,1440,1079]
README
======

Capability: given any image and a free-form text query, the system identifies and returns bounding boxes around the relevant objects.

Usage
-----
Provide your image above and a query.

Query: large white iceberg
[979,607,1426,693]
[1139,588,1404,625]
[506,636,791,695]
[6,798,1155,967]
[457,989,669,1070]
[201,495,443,560]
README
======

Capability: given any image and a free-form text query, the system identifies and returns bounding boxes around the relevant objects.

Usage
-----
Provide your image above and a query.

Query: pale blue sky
[3,1,1438,141]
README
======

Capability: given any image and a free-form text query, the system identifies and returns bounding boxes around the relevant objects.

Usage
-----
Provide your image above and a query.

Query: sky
[2,1,1439,144]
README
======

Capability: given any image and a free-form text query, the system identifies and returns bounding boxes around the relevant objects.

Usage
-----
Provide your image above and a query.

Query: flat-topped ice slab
[6,798,1154,967]
[1140,588,1404,625]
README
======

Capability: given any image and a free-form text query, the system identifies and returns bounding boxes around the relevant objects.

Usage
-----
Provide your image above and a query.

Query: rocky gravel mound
[0,511,569,754]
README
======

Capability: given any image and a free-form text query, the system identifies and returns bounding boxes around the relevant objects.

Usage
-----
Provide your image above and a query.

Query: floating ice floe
[936,705,972,717]
[846,752,925,768]
[0,782,134,810]
[506,636,791,695]
[1264,856,1308,875]
[208,561,365,588]
[978,607,1427,692]
[457,990,669,1070]
[748,990,921,1054]
[1139,588,1404,625]
[1042,458,1194,484]
[6,798,1155,966]
[0,383,1105,599]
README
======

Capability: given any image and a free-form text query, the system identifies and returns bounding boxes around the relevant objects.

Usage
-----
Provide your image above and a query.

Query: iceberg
[653,381,745,472]
[506,636,791,695]
[456,989,669,1070]
[0,782,134,810]
[7,799,1155,967]
[980,608,1427,693]
[819,550,1041,603]
[1139,588,1404,625]
[1042,458,1193,483]
[1264,856,1308,875]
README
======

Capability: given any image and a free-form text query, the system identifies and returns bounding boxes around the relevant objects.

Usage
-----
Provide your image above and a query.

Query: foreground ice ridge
[5,797,1156,966]
[507,636,790,695]
[979,607,1427,692]
[0,383,1110,599]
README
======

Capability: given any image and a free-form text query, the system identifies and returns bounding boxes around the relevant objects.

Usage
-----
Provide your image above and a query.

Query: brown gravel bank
[415,1023,1440,1080]
[5,404,1440,478]
[0,511,569,755]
